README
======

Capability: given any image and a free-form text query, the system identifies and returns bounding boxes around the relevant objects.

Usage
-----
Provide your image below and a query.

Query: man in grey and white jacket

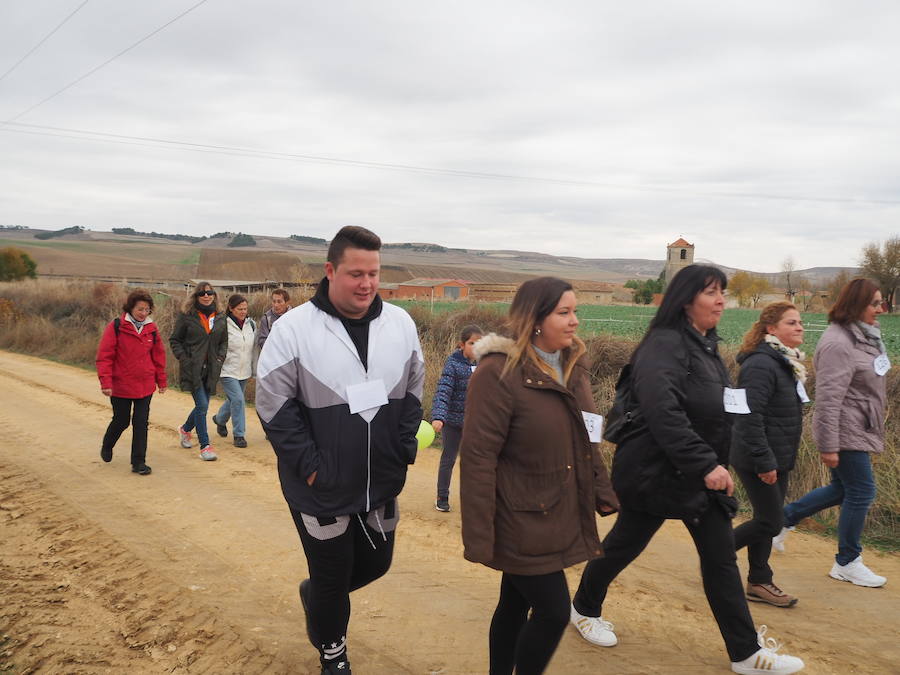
[256,226,424,674]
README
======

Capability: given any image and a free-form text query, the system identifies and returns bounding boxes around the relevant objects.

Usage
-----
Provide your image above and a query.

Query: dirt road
[1,350,898,674]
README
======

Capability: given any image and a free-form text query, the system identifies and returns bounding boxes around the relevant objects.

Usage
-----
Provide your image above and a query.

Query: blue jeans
[182,384,211,448]
[216,377,248,437]
[783,450,876,566]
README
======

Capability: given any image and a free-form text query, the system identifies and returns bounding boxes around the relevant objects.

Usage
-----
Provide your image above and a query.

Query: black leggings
[489,570,570,675]
[101,394,152,465]
[573,506,759,663]
[734,469,790,585]
[291,501,397,667]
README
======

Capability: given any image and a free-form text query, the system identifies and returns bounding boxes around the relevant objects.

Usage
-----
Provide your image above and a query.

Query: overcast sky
[1,1,898,271]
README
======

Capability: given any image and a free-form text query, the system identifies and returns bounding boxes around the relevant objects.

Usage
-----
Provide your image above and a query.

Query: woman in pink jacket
[778,278,888,587]
[95,289,167,475]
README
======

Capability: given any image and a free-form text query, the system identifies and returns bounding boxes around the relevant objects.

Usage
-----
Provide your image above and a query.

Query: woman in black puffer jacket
[571,266,805,675]
[731,302,806,608]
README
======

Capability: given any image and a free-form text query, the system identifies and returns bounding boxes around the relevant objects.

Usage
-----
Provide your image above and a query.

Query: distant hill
[0,227,856,287]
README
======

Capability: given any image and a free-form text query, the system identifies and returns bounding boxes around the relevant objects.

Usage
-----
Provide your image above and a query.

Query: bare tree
[796,277,815,311]
[860,237,900,312]
[781,256,796,302]
[826,270,853,308]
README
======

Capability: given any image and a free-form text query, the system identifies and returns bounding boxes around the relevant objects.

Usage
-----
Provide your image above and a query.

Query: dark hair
[227,293,248,311]
[123,289,153,314]
[646,264,727,334]
[327,226,381,267]
[828,278,880,325]
[271,288,290,302]
[459,324,484,343]
[182,281,219,313]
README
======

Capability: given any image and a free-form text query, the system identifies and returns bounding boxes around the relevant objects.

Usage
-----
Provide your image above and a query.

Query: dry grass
[1,279,897,548]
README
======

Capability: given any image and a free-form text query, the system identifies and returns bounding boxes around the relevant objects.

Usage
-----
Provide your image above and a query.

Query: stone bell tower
[664,237,694,286]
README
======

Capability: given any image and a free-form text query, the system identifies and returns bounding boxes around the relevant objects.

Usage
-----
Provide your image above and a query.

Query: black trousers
[291,500,397,667]
[101,394,152,466]
[734,469,790,585]
[573,506,759,663]
[489,570,570,675]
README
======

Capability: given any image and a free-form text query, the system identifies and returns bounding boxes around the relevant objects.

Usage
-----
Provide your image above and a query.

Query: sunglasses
[197,290,216,297]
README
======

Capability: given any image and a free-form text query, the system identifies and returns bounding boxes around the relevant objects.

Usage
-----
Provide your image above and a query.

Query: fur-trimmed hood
[473,332,514,361]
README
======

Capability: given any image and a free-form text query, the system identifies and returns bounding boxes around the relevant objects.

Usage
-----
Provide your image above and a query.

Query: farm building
[377,283,400,300]
[572,281,616,305]
[467,283,519,302]
[392,278,470,300]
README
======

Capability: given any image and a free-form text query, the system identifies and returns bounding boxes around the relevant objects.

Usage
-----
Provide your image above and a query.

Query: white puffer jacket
[221,315,257,380]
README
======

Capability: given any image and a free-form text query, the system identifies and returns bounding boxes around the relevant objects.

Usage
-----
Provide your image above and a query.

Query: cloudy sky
[1,1,898,271]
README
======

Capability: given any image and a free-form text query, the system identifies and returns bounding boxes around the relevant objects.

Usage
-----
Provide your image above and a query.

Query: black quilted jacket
[729,343,804,474]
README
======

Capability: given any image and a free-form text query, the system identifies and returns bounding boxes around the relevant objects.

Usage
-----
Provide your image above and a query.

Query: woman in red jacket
[96,289,167,475]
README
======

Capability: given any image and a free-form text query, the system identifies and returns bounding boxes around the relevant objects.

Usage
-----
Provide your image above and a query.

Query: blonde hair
[740,301,798,354]
[501,277,586,384]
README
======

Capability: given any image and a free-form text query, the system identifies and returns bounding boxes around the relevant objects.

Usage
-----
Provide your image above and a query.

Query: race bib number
[581,411,603,442]
[796,380,810,403]
[346,379,388,421]
[874,353,891,377]
[723,387,751,414]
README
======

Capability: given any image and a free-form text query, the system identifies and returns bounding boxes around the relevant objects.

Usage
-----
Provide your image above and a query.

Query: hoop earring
[534,327,542,336]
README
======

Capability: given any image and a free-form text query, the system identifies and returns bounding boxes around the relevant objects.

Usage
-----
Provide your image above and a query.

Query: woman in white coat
[213,294,256,448]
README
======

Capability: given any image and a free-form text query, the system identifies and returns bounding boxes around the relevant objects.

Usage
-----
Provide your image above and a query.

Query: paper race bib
[581,411,603,442]
[874,353,891,377]
[470,365,477,373]
[723,387,751,414]
[346,379,388,422]
[796,380,810,403]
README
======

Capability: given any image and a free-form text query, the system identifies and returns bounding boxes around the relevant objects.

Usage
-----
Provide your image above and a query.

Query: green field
[389,301,900,355]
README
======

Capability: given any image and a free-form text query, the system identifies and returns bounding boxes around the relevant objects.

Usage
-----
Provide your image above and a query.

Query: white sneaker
[570,604,617,647]
[772,526,793,553]
[178,425,193,449]
[199,445,218,461]
[829,556,886,587]
[731,625,804,674]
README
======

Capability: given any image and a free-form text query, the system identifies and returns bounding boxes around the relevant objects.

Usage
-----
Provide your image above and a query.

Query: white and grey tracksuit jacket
[256,300,425,517]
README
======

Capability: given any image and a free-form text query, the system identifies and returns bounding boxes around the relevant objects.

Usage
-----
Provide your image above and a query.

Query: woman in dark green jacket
[170,281,227,461]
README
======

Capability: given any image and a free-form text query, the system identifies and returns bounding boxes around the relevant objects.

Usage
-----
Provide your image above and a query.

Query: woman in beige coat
[779,278,888,587]
[460,276,618,675]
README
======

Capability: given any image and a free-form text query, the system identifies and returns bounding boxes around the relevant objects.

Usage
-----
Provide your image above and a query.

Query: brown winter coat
[460,334,619,576]
[812,322,888,454]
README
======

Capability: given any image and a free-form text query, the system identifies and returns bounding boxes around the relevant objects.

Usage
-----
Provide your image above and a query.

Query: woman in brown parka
[460,276,618,675]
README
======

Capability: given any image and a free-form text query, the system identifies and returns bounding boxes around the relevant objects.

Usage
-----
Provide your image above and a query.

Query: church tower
[664,237,694,286]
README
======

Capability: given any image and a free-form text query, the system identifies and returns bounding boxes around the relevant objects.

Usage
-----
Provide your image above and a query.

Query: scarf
[125,313,149,334]
[854,321,886,354]
[195,301,216,316]
[229,313,245,329]
[764,334,807,384]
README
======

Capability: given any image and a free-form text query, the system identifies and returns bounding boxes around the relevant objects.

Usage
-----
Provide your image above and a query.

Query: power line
[3,0,211,123]
[4,120,900,207]
[0,0,92,85]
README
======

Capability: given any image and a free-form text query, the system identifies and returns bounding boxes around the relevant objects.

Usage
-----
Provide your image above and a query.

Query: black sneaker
[435,499,450,512]
[233,436,247,448]
[131,464,152,475]
[299,579,318,648]
[100,447,113,463]
[321,660,351,674]
[213,416,228,437]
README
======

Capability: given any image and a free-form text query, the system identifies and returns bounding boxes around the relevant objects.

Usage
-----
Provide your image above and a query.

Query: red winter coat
[96,314,167,398]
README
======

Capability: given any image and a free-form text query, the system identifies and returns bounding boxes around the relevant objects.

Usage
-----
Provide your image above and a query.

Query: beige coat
[460,334,618,576]
[812,322,887,454]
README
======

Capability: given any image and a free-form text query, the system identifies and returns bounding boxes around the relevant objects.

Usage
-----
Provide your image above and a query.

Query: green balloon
[416,420,436,450]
